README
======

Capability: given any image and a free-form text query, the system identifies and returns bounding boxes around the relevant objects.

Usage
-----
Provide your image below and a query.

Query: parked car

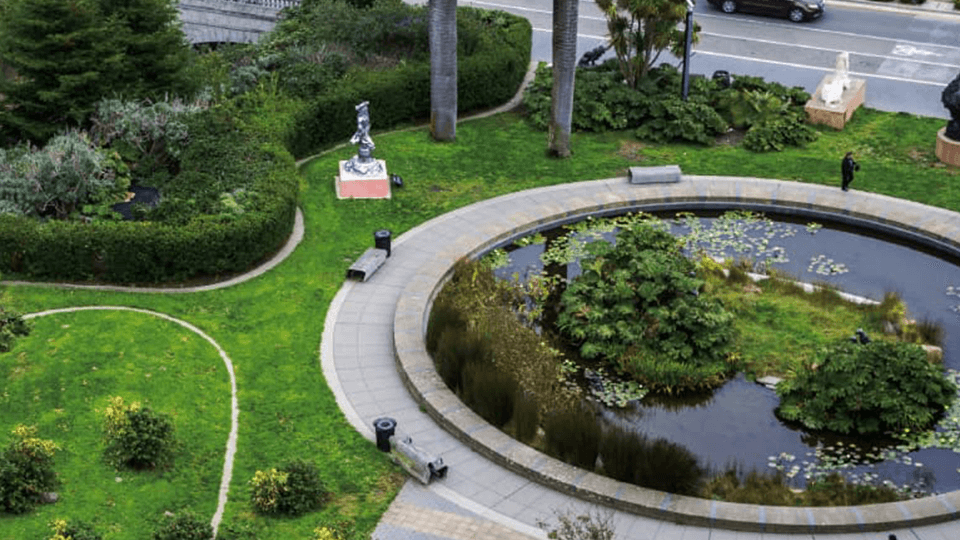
[707,0,824,22]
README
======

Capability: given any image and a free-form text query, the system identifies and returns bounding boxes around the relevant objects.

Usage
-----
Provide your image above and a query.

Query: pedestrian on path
[841,151,859,191]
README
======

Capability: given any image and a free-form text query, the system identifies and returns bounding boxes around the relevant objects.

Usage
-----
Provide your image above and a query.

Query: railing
[222,0,301,8]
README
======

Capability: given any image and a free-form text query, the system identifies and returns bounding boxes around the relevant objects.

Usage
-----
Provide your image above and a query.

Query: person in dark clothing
[841,151,859,191]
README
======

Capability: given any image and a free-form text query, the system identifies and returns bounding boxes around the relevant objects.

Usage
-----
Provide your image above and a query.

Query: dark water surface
[490,212,960,493]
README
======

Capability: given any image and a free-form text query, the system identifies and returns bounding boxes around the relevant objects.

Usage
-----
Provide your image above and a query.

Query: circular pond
[489,211,960,494]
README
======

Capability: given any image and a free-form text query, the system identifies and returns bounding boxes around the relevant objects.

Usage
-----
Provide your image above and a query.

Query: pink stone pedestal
[336,160,391,199]
[804,76,866,130]
[936,127,960,167]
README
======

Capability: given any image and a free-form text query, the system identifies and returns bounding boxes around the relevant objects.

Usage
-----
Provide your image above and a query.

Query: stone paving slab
[324,176,960,540]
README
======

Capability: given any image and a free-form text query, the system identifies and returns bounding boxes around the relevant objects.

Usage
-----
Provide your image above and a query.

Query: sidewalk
[322,176,960,540]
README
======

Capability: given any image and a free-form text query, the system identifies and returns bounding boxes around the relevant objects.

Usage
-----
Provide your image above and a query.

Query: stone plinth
[936,127,960,167]
[336,159,390,199]
[805,76,866,130]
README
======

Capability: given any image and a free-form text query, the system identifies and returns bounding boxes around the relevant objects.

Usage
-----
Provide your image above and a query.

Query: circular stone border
[23,306,239,539]
[392,176,960,534]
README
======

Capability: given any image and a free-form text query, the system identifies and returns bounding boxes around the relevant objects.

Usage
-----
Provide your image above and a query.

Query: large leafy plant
[776,340,956,434]
[556,223,735,393]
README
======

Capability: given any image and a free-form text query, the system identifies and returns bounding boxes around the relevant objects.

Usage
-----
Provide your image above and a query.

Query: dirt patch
[616,140,647,161]
[715,128,747,147]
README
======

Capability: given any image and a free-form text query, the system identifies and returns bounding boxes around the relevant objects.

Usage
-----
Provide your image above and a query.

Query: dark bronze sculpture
[578,44,609,68]
[943,73,960,141]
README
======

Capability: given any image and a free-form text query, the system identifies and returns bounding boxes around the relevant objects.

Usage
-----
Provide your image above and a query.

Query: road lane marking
[699,50,953,86]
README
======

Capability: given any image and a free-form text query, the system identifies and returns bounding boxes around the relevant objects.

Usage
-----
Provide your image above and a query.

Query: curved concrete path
[324,176,960,540]
[21,307,239,539]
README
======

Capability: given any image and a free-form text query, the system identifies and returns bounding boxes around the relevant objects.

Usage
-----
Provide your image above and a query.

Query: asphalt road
[446,0,960,119]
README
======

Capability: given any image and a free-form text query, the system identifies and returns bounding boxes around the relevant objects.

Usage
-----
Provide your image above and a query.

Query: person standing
[841,151,859,191]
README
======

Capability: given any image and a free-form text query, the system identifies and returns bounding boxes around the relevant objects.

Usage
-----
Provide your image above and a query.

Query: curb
[391,175,960,534]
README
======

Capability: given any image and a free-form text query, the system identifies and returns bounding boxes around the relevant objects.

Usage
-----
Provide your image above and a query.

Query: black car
[708,0,824,22]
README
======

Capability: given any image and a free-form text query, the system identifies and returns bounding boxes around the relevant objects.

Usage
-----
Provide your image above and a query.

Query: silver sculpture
[344,101,384,176]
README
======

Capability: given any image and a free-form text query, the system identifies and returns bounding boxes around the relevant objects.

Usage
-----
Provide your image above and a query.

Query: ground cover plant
[3,49,960,538]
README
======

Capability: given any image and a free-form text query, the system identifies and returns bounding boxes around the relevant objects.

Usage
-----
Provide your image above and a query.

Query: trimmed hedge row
[286,7,532,158]
[0,6,530,282]
[0,140,298,283]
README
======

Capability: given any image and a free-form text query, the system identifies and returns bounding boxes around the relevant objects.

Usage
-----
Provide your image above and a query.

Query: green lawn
[1,105,957,539]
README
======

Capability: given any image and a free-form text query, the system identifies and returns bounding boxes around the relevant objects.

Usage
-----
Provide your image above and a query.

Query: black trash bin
[374,229,391,257]
[712,70,732,89]
[373,417,396,452]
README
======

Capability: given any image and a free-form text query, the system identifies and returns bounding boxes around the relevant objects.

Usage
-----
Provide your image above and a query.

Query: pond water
[489,211,960,494]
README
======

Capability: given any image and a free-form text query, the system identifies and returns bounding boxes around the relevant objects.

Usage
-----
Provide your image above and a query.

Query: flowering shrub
[0,425,59,514]
[102,396,176,469]
[249,459,327,516]
[49,518,102,540]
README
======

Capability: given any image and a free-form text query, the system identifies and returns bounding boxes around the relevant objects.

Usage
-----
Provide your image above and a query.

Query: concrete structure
[177,0,300,45]
[936,127,960,167]
[321,176,960,539]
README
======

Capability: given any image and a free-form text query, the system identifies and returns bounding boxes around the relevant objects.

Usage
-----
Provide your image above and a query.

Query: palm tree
[429,0,457,141]
[549,0,579,157]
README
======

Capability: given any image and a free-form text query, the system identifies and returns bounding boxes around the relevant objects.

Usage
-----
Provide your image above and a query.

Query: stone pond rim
[391,175,960,533]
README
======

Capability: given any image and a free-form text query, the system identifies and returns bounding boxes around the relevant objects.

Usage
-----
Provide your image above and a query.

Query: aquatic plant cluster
[769,443,934,498]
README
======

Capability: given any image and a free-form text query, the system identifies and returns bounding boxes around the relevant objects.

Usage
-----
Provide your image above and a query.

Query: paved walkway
[324,175,960,540]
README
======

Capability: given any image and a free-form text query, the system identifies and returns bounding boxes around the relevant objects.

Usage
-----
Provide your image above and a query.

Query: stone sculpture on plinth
[805,52,866,130]
[936,73,960,166]
[336,101,391,199]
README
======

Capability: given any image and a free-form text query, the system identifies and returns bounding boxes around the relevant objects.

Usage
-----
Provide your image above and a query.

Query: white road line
[696,11,960,49]
[531,28,955,86]
[699,49,952,85]
[700,30,960,70]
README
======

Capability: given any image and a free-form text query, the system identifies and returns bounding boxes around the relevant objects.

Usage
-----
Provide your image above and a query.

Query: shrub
[634,96,728,145]
[742,114,818,152]
[287,7,531,157]
[0,425,59,514]
[0,131,127,218]
[49,518,103,540]
[557,223,736,393]
[102,396,176,469]
[0,303,31,353]
[544,405,601,470]
[151,510,212,540]
[249,459,328,516]
[776,340,956,434]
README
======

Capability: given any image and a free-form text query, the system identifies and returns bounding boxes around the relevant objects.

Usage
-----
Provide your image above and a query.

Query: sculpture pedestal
[336,159,391,199]
[804,76,866,130]
[936,127,960,167]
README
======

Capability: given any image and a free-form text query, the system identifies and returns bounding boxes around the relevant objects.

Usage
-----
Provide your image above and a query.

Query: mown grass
[1,104,957,537]
[708,273,897,378]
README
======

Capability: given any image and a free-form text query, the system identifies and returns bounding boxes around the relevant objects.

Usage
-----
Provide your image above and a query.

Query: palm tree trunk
[549,0,578,157]
[430,0,457,141]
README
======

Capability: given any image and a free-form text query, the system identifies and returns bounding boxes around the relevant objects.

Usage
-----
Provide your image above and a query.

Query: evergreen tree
[0,0,121,142]
[97,0,195,98]
[0,0,194,144]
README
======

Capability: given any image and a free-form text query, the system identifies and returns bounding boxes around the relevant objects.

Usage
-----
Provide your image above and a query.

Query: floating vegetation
[806,222,823,234]
[514,232,546,248]
[898,369,960,453]
[586,368,648,408]
[807,254,849,275]
[769,442,934,498]
[947,285,960,313]
[482,248,510,270]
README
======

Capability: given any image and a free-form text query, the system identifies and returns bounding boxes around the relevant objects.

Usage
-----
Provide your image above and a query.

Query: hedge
[0,6,530,283]
[286,7,532,158]
[0,142,298,283]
